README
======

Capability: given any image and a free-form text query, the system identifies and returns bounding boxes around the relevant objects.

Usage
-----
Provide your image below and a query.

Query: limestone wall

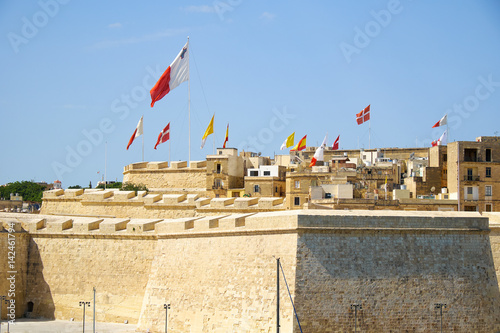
[0,211,499,332]
[122,161,207,191]
[40,189,286,218]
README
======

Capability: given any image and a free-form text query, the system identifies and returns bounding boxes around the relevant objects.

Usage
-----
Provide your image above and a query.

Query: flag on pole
[201,114,214,149]
[356,105,370,125]
[290,135,307,151]
[309,134,328,167]
[154,123,170,149]
[431,129,448,146]
[280,132,295,150]
[223,123,229,148]
[126,116,143,150]
[332,135,340,150]
[432,114,447,128]
[150,42,189,107]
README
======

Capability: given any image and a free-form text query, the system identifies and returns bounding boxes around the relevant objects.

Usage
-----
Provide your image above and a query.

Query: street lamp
[79,301,90,333]
[435,303,447,333]
[350,304,362,333]
[164,304,170,333]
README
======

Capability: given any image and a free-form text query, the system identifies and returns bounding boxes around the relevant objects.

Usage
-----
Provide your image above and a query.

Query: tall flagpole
[104,141,107,190]
[188,36,191,166]
[142,118,144,162]
[369,117,371,150]
[169,125,171,166]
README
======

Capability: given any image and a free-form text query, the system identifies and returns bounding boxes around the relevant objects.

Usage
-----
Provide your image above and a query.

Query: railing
[464,176,480,181]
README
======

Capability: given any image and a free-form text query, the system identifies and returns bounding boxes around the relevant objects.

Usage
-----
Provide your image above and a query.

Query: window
[254,185,260,193]
[275,186,278,193]
[216,164,221,174]
[443,154,447,162]
[464,206,477,212]
[486,148,492,162]
[485,185,492,197]
[214,179,222,189]
[486,167,491,178]
[294,197,300,206]
[486,204,493,212]
[467,187,473,195]
[263,171,271,176]
[250,170,258,176]
[467,168,473,181]
[295,181,300,189]
[464,149,478,162]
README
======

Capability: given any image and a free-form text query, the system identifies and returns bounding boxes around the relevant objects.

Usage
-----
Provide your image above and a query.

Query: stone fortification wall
[0,211,499,332]
[40,188,286,218]
[122,161,207,193]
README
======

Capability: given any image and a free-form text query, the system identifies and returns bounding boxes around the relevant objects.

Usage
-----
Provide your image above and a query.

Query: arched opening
[27,301,34,313]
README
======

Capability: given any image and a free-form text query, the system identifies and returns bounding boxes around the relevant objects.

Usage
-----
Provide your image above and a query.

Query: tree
[0,181,45,202]
[68,185,82,189]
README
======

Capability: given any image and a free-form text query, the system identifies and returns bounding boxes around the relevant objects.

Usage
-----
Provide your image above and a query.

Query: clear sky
[1,0,499,188]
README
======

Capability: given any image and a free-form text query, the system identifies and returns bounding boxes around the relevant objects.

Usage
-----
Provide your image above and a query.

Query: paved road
[0,319,137,333]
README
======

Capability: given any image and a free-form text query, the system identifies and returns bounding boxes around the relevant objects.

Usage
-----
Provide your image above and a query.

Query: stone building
[447,136,500,212]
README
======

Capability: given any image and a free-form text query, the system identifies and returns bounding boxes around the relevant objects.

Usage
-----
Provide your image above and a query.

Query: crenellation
[46,218,73,232]
[1,211,500,331]
[99,218,130,232]
[162,193,187,204]
[146,161,169,169]
[127,219,163,233]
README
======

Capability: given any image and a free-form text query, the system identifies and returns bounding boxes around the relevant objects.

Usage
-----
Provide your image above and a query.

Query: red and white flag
[432,129,448,147]
[332,135,340,150]
[309,134,328,167]
[223,123,229,148]
[150,41,189,107]
[356,105,370,125]
[154,122,170,149]
[432,114,447,128]
[126,116,143,150]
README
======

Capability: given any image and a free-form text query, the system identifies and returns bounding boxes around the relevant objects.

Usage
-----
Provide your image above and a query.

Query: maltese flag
[150,42,189,107]
[432,114,447,128]
[154,123,170,149]
[309,134,328,167]
[332,135,340,150]
[126,116,143,150]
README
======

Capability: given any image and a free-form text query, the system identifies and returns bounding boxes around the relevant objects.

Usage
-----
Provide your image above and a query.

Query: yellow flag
[201,114,214,148]
[280,132,295,150]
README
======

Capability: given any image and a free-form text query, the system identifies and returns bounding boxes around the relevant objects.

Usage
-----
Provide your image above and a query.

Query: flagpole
[169,125,171,166]
[369,117,371,149]
[104,141,107,190]
[142,115,144,162]
[188,36,191,166]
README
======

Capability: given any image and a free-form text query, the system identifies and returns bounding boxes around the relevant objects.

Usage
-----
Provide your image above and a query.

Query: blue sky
[1,0,499,188]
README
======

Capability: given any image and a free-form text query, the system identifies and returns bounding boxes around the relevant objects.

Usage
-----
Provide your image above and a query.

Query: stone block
[210,198,235,209]
[100,218,130,232]
[43,189,64,198]
[234,197,259,208]
[171,161,188,169]
[258,197,284,208]
[219,213,256,229]
[113,191,136,201]
[155,217,201,233]
[195,197,211,208]
[147,161,169,169]
[186,194,200,204]
[64,189,84,197]
[47,218,73,232]
[83,190,114,201]
[73,218,103,232]
[163,194,187,205]
[190,160,207,168]
[143,194,162,204]
[127,219,163,233]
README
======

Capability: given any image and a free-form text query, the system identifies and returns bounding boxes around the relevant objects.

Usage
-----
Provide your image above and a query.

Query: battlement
[123,160,207,172]
[40,188,285,218]
[2,210,488,237]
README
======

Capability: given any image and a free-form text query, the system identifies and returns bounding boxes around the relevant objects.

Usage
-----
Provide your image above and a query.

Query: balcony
[464,176,480,182]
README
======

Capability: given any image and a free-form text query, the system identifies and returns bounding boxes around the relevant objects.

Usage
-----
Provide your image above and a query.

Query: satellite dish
[431,186,436,193]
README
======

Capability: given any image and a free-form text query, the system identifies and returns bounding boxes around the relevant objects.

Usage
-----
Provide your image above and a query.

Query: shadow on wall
[294,232,500,332]
[25,238,55,319]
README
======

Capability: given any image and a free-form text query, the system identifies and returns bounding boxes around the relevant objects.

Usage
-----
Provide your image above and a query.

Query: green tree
[68,185,82,189]
[0,181,45,202]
